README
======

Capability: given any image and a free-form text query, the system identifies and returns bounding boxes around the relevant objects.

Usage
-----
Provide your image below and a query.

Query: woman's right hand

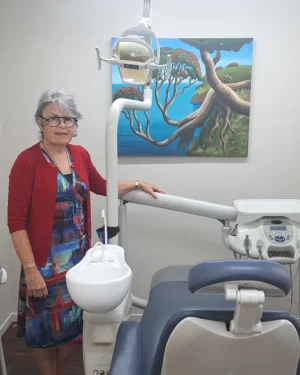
[25,267,48,298]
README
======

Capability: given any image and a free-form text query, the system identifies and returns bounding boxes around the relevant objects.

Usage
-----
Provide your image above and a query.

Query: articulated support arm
[225,284,265,334]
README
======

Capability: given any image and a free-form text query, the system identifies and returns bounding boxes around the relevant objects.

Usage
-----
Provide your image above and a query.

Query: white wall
[0,0,299,325]
[0,94,16,329]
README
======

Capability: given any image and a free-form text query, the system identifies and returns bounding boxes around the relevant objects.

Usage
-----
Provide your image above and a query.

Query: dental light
[95,0,171,86]
[93,0,172,246]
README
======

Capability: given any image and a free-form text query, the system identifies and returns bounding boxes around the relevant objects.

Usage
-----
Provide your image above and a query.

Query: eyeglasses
[39,116,78,128]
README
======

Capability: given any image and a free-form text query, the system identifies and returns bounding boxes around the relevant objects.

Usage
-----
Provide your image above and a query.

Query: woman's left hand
[138,182,166,199]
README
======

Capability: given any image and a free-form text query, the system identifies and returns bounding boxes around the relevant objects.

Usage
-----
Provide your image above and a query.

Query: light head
[95,5,171,86]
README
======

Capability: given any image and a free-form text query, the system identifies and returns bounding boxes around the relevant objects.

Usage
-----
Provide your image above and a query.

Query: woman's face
[38,103,77,146]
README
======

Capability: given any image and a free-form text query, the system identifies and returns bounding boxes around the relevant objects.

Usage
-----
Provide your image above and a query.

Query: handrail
[121,191,238,222]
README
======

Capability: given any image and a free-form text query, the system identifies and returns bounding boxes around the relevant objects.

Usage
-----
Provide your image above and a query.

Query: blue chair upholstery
[109,321,141,375]
[109,261,300,375]
[188,260,292,294]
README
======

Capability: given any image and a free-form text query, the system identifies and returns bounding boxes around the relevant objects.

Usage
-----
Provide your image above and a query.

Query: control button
[275,236,285,243]
[271,220,282,224]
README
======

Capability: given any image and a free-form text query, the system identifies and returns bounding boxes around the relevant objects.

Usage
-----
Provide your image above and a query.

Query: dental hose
[289,264,293,312]
[288,262,300,315]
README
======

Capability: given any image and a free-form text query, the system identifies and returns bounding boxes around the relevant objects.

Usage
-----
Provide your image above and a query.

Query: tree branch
[144,111,151,138]
[176,79,194,97]
[125,110,136,135]
[154,78,178,126]
[209,106,221,143]
[200,49,250,116]
[213,50,222,66]
[133,111,143,133]
[220,102,238,140]
[130,89,217,147]
[132,79,251,147]
[123,110,130,121]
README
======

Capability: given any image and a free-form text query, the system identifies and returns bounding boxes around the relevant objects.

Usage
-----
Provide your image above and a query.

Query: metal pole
[106,89,153,245]
[143,0,152,19]
[118,200,128,252]
[0,268,7,375]
[0,337,7,375]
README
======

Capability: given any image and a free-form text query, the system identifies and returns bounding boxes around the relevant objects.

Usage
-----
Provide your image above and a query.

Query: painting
[112,38,253,157]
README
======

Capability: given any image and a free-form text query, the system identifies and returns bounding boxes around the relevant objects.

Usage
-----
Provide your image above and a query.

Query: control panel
[263,219,293,245]
[222,217,300,264]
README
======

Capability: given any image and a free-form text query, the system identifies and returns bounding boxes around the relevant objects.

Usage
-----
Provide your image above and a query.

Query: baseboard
[0,312,17,336]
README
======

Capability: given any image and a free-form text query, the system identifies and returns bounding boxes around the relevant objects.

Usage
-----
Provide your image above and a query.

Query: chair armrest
[109,321,141,375]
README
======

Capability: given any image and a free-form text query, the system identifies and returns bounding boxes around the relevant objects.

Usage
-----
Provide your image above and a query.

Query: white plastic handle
[0,268,7,284]
[91,242,104,262]
[95,46,119,70]
[95,46,101,71]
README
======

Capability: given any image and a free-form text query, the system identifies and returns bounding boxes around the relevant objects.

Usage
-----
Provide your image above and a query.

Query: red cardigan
[7,142,107,267]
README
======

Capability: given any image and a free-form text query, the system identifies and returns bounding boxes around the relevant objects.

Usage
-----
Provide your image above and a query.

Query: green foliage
[155,47,202,81]
[180,38,253,54]
[113,87,143,101]
[171,48,202,80]
[187,89,250,157]
[186,67,196,80]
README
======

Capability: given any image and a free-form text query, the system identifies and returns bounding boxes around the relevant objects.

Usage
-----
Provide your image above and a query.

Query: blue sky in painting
[111,38,253,84]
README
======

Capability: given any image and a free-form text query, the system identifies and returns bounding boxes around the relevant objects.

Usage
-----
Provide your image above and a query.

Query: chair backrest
[161,314,300,375]
[154,260,300,375]
[147,307,300,375]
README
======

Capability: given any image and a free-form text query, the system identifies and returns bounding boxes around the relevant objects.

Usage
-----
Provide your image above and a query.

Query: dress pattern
[17,149,88,348]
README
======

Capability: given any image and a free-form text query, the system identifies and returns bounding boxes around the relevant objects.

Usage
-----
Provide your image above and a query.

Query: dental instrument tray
[233,199,300,216]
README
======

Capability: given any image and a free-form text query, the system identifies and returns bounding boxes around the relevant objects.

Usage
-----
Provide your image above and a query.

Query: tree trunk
[129,81,251,147]
[200,49,250,116]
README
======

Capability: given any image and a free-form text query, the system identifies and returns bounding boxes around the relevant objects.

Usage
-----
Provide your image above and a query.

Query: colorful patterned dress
[17,149,88,348]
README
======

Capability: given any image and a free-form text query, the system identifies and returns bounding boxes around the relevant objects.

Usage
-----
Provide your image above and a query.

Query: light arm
[118,181,166,199]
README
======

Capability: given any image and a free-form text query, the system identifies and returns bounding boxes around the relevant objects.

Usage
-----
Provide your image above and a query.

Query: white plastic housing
[234,199,300,216]
[161,318,300,375]
[122,190,238,222]
[66,244,132,313]
[106,89,153,245]
[222,217,300,264]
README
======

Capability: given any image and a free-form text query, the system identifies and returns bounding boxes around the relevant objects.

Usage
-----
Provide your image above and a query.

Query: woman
[7,89,164,375]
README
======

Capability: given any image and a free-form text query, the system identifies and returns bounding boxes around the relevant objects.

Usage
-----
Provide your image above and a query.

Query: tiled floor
[0,322,84,374]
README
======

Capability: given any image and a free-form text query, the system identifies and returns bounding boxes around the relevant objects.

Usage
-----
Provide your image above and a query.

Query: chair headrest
[188,260,291,296]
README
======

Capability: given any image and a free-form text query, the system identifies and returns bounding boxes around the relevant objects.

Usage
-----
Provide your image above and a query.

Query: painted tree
[113,87,152,138]
[116,39,253,155]
[152,47,202,126]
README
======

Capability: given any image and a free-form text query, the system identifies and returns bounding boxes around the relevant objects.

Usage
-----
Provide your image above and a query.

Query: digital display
[270,226,286,231]
[124,63,139,70]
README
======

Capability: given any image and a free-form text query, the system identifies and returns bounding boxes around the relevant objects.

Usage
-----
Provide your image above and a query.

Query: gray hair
[35,89,83,139]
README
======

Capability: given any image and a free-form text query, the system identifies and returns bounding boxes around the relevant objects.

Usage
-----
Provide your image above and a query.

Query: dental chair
[109,260,300,375]
[83,1,300,373]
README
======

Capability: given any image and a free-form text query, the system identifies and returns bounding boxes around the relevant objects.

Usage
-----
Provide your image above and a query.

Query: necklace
[40,142,83,215]
[41,142,72,176]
